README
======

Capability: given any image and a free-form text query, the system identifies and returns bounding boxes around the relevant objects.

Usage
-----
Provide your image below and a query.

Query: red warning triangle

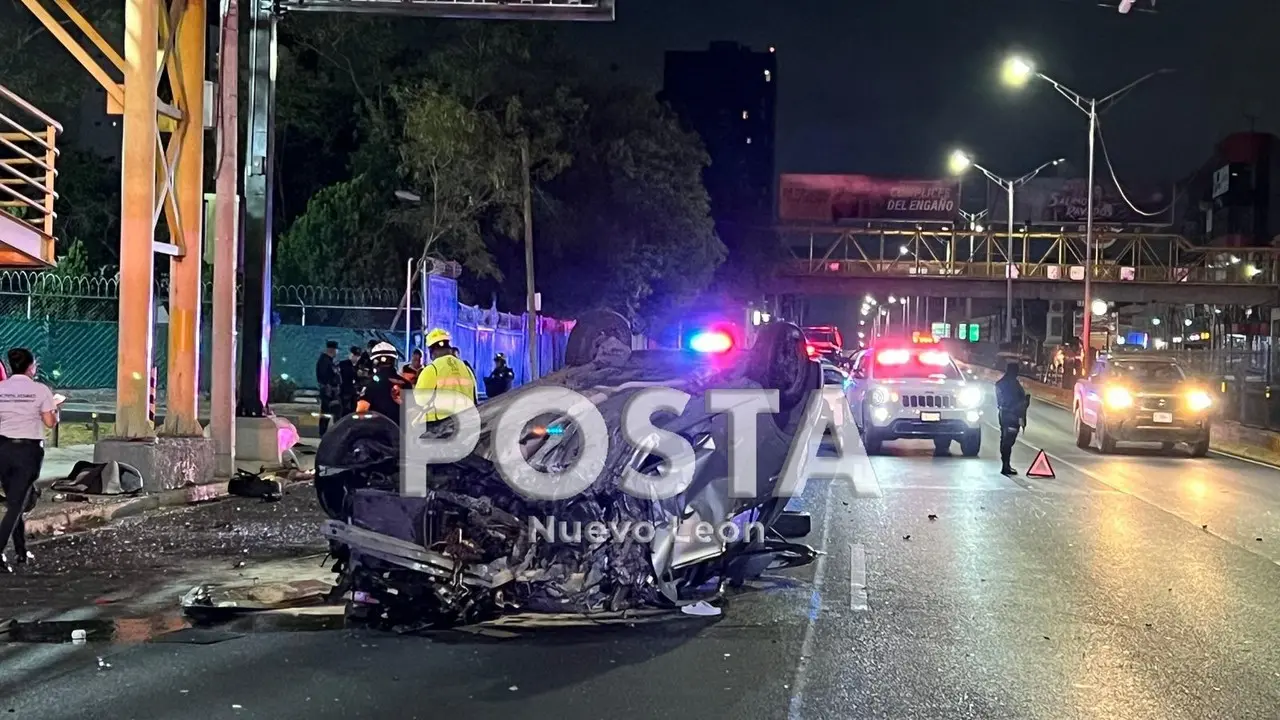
[1026,450,1055,479]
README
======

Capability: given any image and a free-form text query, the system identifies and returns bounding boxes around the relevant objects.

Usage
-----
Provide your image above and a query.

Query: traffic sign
[1026,450,1055,479]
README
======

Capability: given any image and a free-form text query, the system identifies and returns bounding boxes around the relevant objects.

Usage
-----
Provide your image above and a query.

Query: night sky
[566,0,1279,186]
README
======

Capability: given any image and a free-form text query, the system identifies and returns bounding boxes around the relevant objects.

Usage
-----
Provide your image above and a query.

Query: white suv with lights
[846,342,984,455]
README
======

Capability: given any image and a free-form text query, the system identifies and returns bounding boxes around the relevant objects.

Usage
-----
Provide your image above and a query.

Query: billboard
[986,177,1172,226]
[779,174,960,223]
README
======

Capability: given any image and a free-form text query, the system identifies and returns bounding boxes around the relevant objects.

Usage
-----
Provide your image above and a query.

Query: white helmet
[370,341,398,364]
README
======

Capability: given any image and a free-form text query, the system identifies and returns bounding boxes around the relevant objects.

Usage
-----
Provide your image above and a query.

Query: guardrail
[0,83,60,265]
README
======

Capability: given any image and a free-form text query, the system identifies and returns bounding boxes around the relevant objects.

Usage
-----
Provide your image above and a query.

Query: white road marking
[849,544,868,611]
[786,471,834,720]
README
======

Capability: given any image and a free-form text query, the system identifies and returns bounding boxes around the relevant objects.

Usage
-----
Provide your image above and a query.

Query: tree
[538,87,724,331]
[392,81,521,280]
[275,174,403,288]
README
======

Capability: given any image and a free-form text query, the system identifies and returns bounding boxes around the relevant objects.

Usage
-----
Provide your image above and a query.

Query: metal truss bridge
[770,225,1280,306]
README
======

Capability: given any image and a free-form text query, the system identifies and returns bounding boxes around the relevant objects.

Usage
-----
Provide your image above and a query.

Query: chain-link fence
[0,270,574,391]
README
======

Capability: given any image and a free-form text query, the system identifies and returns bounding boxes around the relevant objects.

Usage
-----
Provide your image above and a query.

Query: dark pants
[319,388,341,436]
[0,438,42,560]
[999,425,1019,469]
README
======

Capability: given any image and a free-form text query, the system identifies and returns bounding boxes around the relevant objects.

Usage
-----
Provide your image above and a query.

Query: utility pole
[211,0,239,477]
[522,138,538,381]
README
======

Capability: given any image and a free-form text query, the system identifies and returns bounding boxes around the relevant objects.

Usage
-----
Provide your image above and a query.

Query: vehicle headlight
[958,386,982,408]
[1103,386,1133,409]
[869,386,889,405]
[1186,390,1212,412]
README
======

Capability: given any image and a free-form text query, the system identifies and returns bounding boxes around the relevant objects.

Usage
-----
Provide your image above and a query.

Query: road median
[961,362,1280,467]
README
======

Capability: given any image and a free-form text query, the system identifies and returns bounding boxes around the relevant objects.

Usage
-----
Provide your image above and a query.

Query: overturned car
[315,313,825,629]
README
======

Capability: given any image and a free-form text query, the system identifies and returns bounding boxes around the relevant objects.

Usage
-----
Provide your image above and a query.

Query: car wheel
[564,309,632,367]
[747,321,814,416]
[959,430,981,457]
[1190,435,1210,458]
[933,437,952,455]
[1073,407,1092,449]
[1097,416,1118,454]
[863,428,885,455]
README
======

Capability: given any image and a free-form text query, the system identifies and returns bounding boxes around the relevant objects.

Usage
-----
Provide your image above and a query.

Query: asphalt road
[2,396,1279,719]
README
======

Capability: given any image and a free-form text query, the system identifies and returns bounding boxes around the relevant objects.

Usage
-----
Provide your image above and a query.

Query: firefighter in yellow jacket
[413,328,478,423]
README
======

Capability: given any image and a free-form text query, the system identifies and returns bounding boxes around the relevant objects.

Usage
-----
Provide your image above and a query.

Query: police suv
[845,338,984,455]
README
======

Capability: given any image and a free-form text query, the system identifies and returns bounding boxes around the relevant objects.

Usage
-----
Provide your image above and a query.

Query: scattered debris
[97,657,111,670]
[927,514,938,521]
[228,470,283,502]
[1202,524,1208,531]
[902,535,911,541]
[680,601,722,617]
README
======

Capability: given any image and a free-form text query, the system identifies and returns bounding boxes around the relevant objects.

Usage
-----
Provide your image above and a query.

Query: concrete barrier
[960,362,1280,467]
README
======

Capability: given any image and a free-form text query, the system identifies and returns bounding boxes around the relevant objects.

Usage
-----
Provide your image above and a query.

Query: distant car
[1072,354,1212,456]
[845,339,984,455]
[803,326,844,360]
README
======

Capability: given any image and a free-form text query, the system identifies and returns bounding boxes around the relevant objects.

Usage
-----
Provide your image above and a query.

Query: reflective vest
[413,355,478,422]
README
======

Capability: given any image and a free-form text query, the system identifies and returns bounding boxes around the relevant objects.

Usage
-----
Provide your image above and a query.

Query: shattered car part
[316,313,823,629]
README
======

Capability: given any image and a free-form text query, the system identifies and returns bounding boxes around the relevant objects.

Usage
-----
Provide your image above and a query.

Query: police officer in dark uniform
[315,341,341,436]
[356,342,412,422]
[484,353,515,398]
[994,361,1030,476]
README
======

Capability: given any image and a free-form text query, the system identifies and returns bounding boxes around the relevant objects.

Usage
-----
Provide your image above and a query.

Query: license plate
[1152,412,1173,424]
[920,412,941,422]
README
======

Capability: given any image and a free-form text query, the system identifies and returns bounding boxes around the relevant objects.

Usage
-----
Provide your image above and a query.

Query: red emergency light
[876,349,910,365]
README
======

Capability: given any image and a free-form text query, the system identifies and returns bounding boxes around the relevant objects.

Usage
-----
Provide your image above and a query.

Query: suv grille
[1139,395,1175,412]
[903,394,954,409]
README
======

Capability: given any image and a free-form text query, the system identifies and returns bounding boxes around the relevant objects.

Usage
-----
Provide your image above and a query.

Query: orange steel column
[161,0,206,437]
[115,0,159,438]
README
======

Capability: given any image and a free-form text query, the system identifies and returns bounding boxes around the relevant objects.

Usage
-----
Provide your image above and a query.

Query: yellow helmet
[425,328,452,348]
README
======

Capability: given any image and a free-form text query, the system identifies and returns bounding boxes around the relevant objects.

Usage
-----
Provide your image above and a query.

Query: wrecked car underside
[315,313,822,630]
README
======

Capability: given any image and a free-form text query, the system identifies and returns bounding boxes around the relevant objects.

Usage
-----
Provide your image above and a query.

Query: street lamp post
[949,150,1063,344]
[1001,56,1171,373]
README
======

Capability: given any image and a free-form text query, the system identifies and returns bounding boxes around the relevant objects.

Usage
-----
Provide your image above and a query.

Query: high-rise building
[662,41,777,291]
[1180,132,1280,247]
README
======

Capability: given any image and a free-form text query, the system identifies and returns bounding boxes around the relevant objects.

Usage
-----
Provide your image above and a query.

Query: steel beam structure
[275,0,614,20]
[21,0,209,438]
[237,0,278,418]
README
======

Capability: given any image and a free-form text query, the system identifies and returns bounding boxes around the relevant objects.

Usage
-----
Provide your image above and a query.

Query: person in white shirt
[0,347,61,572]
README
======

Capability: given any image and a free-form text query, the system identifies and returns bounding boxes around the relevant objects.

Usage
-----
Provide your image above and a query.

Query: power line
[1093,114,1180,218]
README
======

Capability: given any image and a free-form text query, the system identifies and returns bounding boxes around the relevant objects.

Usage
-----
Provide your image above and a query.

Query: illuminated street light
[1004,54,1172,373]
[950,149,1064,343]
[1002,55,1035,87]
[899,245,909,255]
[1183,318,1193,327]
[1151,317,1162,326]
[1090,299,1109,316]
[888,295,898,303]
[1246,264,1262,277]
[974,223,985,233]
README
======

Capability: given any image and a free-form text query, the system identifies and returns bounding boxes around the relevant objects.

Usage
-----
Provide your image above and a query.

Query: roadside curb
[960,361,1280,469]
[26,482,230,539]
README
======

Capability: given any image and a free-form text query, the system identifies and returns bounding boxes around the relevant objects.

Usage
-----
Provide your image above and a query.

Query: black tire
[747,322,816,417]
[1160,441,1176,453]
[1097,416,1118,454]
[960,430,981,457]
[315,411,401,519]
[564,309,632,367]
[1073,407,1092,449]
[863,429,885,455]
[1190,436,1210,458]
[933,437,952,454]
